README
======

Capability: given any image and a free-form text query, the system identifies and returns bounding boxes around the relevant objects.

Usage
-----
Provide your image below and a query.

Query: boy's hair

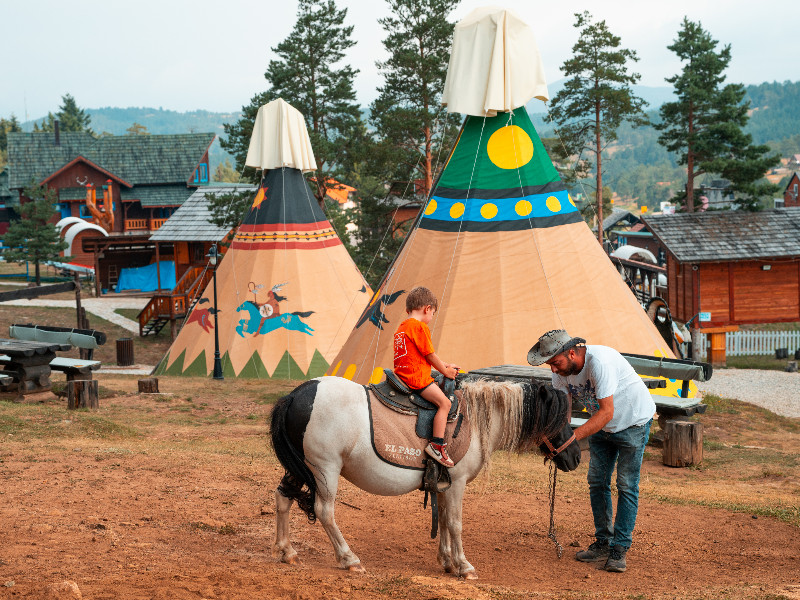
[405,286,439,313]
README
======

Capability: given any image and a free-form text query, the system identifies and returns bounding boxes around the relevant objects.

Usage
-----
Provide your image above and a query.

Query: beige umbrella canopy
[155,99,370,379]
[328,8,681,394]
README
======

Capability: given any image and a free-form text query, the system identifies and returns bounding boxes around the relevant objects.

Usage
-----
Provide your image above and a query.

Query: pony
[235,301,315,337]
[269,376,580,579]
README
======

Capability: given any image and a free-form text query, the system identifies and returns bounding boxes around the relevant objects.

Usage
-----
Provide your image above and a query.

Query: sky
[1,0,796,121]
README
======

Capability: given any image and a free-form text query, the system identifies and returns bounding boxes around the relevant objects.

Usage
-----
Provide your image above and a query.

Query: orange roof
[312,178,355,204]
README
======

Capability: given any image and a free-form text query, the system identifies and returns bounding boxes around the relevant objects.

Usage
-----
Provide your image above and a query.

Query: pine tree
[57,94,94,134]
[221,0,361,205]
[548,11,648,242]
[656,18,779,211]
[31,94,94,135]
[0,115,21,169]
[3,184,68,285]
[369,0,461,198]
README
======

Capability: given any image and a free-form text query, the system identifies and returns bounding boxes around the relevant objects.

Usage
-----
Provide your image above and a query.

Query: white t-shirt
[551,345,656,433]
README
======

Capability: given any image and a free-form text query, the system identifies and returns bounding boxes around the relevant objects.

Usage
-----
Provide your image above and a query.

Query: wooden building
[4,128,215,292]
[643,208,800,328]
[784,172,799,207]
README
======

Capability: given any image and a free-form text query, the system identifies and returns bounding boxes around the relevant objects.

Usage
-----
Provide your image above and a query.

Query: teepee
[156,99,371,379]
[327,8,676,388]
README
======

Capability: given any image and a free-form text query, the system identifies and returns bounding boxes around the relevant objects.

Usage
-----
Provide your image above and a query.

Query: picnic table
[0,338,71,398]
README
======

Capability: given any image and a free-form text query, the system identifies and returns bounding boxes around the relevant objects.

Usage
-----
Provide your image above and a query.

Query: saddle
[369,369,461,439]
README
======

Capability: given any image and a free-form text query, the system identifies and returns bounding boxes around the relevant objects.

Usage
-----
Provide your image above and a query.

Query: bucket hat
[527,329,586,366]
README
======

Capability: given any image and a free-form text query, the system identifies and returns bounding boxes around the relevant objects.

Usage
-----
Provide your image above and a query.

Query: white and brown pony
[269,376,580,579]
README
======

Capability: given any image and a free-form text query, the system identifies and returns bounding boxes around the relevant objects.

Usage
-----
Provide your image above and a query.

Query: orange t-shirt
[393,317,435,390]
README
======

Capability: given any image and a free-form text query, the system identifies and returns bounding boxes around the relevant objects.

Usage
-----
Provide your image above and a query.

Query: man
[528,329,655,573]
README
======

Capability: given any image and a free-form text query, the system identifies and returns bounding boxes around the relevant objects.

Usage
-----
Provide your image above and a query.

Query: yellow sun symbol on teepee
[486,125,533,169]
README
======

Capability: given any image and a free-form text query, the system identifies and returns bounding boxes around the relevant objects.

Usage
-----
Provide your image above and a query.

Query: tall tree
[369,0,460,198]
[32,94,94,135]
[3,183,68,285]
[656,18,779,211]
[548,11,648,242]
[222,0,361,205]
[126,122,150,135]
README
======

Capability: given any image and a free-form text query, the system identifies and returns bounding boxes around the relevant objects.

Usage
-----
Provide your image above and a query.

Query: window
[79,204,93,219]
[193,163,209,184]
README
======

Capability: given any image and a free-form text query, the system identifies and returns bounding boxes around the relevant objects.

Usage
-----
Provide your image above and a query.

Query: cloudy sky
[1,0,795,121]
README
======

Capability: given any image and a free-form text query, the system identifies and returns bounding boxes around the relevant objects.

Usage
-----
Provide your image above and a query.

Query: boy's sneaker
[575,540,610,562]
[604,545,628,572]
[425,442,455,468]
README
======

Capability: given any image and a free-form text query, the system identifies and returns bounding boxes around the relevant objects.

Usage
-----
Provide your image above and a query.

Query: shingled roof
[642,208,800,262]
[6,132,215,189]
[150,184,256,242]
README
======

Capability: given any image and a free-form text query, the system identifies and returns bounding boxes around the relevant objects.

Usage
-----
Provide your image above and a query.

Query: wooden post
[663,420,703,467]
[138,378,159,393]
[67,380,99,409]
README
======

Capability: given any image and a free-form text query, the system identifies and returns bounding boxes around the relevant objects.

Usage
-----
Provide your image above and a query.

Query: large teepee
[156,99,371,379]
[327,8,675,387]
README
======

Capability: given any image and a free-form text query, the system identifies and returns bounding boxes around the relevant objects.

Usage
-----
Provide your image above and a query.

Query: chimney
[54,120,60,146]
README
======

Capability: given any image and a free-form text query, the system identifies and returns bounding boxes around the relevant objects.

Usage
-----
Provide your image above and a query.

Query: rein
[547,460,564,559]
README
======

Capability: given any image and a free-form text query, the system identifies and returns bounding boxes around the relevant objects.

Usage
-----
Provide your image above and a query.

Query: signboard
[699,312,711,322]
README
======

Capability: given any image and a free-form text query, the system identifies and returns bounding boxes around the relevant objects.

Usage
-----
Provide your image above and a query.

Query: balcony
[124,218,168,232]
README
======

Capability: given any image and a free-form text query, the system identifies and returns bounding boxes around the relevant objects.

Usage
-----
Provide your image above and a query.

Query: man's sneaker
[604,545,628,572]
[575,540,610,562]
[425,442,455,468]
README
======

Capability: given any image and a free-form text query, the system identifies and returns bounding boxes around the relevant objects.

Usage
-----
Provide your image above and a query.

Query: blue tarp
[116,261,176,292]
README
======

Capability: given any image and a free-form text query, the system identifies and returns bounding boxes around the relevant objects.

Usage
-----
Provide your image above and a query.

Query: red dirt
[1,387,798,600]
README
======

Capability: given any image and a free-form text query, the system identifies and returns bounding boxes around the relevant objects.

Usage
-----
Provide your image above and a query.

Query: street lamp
[206,244,224,380]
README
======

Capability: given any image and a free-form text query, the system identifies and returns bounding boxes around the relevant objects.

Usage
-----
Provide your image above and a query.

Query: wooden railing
[124,218,169,232]
[137,266,214,337]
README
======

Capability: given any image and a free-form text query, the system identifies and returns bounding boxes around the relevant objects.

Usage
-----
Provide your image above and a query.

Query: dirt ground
[1,375,799,600]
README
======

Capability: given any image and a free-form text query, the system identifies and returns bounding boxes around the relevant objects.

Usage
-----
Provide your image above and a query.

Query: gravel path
[697,368,800,418]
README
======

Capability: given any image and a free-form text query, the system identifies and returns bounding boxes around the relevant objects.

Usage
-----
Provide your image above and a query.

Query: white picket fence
[696,330,800,358]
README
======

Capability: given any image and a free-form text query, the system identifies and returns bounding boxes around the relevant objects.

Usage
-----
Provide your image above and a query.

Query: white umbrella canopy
[245,98,317,172]
[442,6,549,117]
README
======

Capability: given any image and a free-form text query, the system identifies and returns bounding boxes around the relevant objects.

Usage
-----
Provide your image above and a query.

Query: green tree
[0,114,22,170]
[348,167,405,288]
[213,159,240,183]
[656,18,779,211]
[369,0,461,197]
[222,0,361,205]
[548,11,648,242]
[126,122,150,135]
[3,183,68,285]
[32,94,94,135]
[207,190,253,238]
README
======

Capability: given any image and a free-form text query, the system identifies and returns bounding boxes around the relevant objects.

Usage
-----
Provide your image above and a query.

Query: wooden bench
[0,354,101,382]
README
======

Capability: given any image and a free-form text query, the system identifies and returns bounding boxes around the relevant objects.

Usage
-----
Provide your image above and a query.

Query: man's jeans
[587,419,652,549]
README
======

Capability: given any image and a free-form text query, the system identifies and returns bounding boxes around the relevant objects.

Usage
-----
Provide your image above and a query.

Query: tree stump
[663,420,703,467]
[67,380,99,410]
[138,378,159,394]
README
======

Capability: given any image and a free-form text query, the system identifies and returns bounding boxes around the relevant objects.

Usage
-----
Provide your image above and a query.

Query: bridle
[541,392,575,461]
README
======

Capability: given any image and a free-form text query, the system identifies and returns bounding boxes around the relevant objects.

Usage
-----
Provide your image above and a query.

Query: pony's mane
[460,378,569,464]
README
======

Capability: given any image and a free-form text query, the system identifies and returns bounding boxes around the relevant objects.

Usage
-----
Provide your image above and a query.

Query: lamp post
[207,244,224,380]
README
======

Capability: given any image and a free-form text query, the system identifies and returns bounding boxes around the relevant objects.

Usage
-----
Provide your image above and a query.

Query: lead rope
[547,459,564,559]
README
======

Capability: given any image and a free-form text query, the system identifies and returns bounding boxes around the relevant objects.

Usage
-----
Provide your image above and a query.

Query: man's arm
[573,395,614,441]
[425,352,459,379]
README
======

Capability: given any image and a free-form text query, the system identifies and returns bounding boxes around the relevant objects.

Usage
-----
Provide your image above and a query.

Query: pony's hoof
[461,571,478,580]
[285,555,302,566]
[347,563,366,573]
[443,565,457,574]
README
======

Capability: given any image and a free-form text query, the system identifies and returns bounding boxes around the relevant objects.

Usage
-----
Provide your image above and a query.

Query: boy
[393,286,460,467]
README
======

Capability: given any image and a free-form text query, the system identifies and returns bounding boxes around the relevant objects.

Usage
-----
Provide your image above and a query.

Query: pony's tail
[270,389,317,523]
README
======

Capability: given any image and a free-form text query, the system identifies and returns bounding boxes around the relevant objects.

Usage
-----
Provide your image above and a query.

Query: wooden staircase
[138,266,214,338]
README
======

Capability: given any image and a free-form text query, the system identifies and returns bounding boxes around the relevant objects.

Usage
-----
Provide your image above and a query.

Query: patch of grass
[724,354,794,371]
[651,493,800,526]
[702,393,741,415]
[0,402,139,440]
[254,391,285,405]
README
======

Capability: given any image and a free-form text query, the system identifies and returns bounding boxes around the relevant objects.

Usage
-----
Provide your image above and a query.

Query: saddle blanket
[367,389,471,470]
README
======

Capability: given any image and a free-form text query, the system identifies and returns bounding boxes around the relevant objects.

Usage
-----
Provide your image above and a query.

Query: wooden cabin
[643,208,800,328]
[785,172,800,208]
[4,127,215,291]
